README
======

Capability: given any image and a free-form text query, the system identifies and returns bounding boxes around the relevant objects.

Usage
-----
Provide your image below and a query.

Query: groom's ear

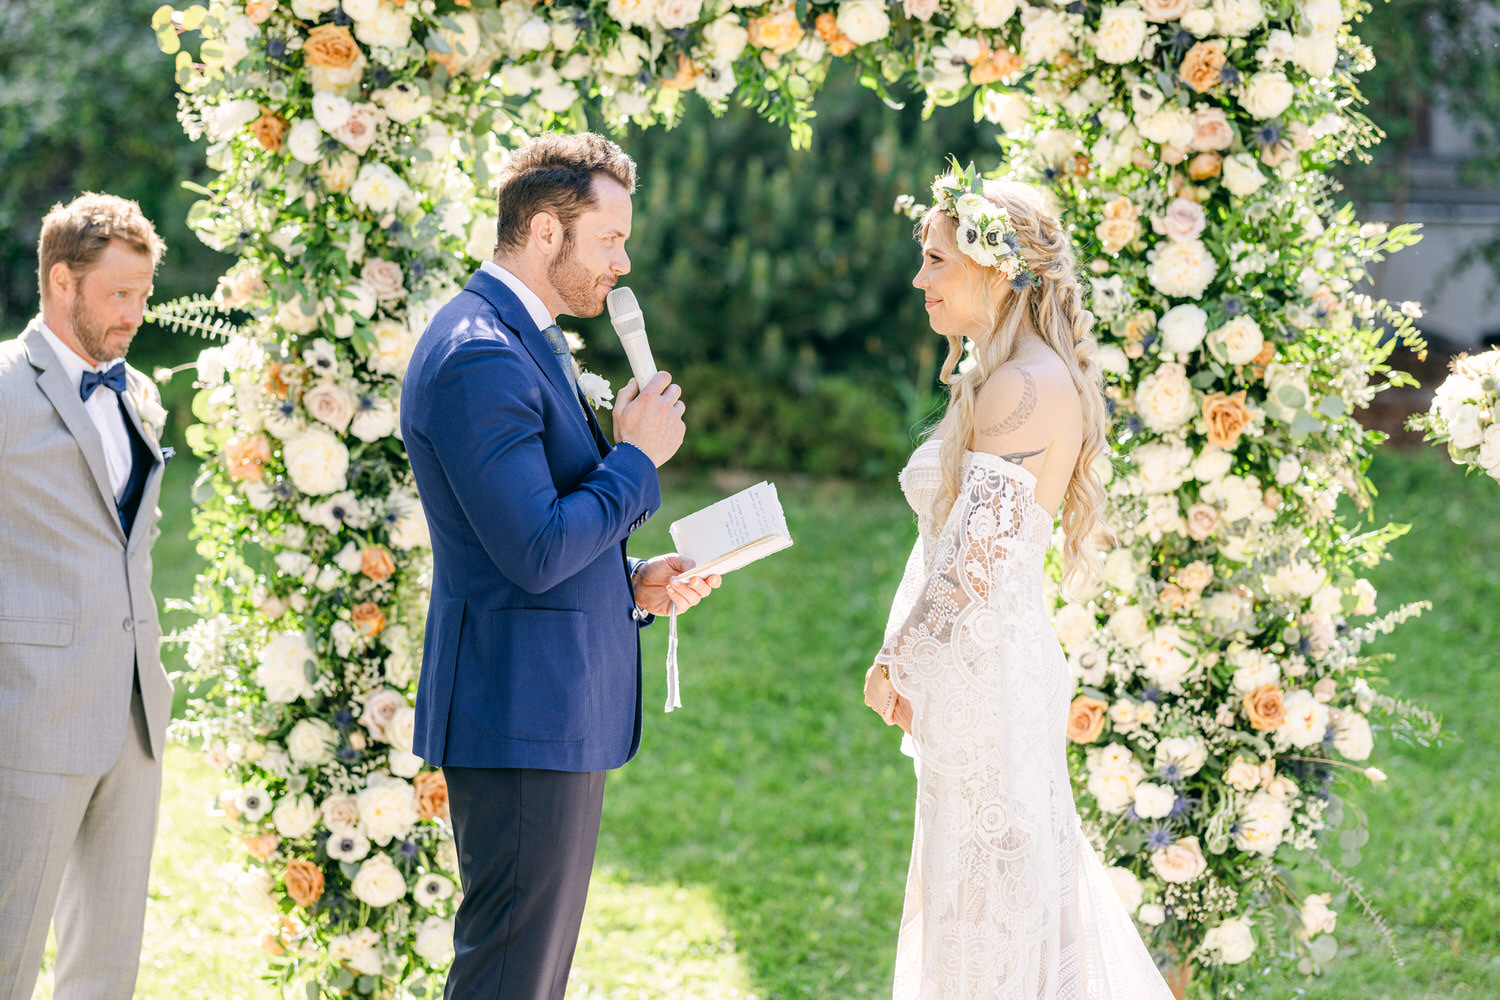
[529,210,563,259]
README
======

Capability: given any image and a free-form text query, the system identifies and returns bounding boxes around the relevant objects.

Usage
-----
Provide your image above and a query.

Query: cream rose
[286,718,337,765]
[972,0,1019,28]
[1333,711,1373,759]
[356,775,419,845]
[1222,153,1269,196]
[1190,106,1235,151]
[1020,7,1076,63]
[1239,70,1295,120]
[369,319,418,377]
[1105,866,1144,914]
[1156,735,1209,776]
[283,426,350,496]
[1093,5,1149,64]
[1209,316,1265,365]
[1212,0,1263,35]
[1133,781,1176,819]
[1159,303,1209,354]
[351,853,407,908]
[350,163,410,216]
[1135,362,1199,432]
[321,794,360,834]
[1141,0,1196,19]
[414,915,455,964]
[1146,238,1217,299]
[1150,836,1206,883]
[286,119,324,165]
[1275,688,1331,748]
[272,793,318,838]
[835,0,890,45]
[303,382,356,433]
[255,631,316,703]
[1234,792,1291,855]
[329,927,383,975]
[1203,916,1257,963]
[1299,893,1338,938]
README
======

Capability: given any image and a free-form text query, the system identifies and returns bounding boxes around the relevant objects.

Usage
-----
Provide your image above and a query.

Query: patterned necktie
[79,364,126,401]
[540,324,576,387]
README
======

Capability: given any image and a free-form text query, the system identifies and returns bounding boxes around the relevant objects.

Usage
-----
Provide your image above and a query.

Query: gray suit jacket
[0,318,173,775]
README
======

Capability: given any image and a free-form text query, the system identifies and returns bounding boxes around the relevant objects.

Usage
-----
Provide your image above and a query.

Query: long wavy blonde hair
[922,177,1112,593]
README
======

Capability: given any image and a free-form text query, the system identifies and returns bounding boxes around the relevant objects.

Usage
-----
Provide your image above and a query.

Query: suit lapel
[462,270,604,448]
[21,322,124,540]
[118,373,165,548]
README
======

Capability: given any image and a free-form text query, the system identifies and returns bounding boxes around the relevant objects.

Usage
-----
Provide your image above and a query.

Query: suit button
[123,618,134,632]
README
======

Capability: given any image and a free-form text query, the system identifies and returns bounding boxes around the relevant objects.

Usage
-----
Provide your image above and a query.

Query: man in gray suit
[0,193,174,999]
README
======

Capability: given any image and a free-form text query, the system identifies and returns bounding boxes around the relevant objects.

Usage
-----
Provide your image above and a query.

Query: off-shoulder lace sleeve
[876,453,1052,777]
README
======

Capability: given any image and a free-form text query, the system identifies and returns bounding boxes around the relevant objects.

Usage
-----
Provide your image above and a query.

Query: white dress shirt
[38,321,133,501]
[481,261,556,333]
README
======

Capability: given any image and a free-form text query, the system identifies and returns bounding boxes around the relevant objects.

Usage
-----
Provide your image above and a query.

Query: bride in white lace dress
[863,169,1174,1000]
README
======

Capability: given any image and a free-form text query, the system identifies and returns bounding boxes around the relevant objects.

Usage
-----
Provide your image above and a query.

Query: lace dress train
[879,440,1172,1000]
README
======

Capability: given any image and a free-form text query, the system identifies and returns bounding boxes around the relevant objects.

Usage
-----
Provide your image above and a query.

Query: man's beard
[71,285,131,364]
[547,230,605,318]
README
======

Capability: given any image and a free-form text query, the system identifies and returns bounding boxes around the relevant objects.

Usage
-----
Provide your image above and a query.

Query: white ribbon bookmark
[664,608,681,712]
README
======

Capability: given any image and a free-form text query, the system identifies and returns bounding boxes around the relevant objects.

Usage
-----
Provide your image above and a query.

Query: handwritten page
[669,481,793,578]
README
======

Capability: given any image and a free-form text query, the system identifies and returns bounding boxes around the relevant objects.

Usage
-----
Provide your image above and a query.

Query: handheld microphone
[605,286,658,388]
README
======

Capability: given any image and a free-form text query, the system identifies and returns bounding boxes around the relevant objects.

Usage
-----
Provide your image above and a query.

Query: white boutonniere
[577,371,614,411]
[129,380,168,442]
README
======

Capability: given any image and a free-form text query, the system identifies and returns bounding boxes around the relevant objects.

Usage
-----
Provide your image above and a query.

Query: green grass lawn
[33,447,1499,999]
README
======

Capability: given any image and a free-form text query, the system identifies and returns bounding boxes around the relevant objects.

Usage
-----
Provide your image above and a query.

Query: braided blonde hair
[922,178,1112,594]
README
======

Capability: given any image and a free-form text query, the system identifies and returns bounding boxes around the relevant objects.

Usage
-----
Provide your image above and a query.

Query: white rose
[1102,547,1139,592]
[1137,106,1195,147]
[255,631,316,703]
[1293,29,1338,77]
[1239,70,1295,120]
[1108,605,1150,647]
[1276,688,1331,749]
[551,17,580,50]
[1203,916,1257,964]
[1104,866,1144,914]
[1212,0,1263,35]
[1159,303,1209,354]
[655,0,703,29]
[234,867,278,924]
[1230,648,1279,694]
[272,793,318,838]
[1147,238,1217,299]
[972,0,1018,28]
[311,92,353,134]
[1135,362,1199,432]
[354,5,412,48]
[1334,711,1373,760]
[1096,343,1129,376]
[836,0,891,45]
[1138,902,1167,925]
[390,492,431,550]
[369,319,418,377]
[350,163,411,216]
[205,98,261,142]
[1209,316,1264,365]
[1222,153,1269,196]
[1150,836,1207,883]
[372,81,433,124]
[286,718,337,765]
[1020,8,1076,63]
[601,31,651,76]
[283,426,350,496]
[1133,782,1177,819]
[414,915,455,964]
[1156,735,1208,777]
[1133,441,1192,494]
[1181,8,1214,35]
[276,295,321,335]
[1140,627,1194,693]
[1478,425,1500,478]
[356,775,419,845]
[286,119,324,164]
[1299,892,1338,938]
[329,927,384,976]
[1264,558,1327,600]
[351,852,407,908]
[361,689,410,743]
[1224,756,1262,791]
[983,91,1032,133]
[1093,5,1150,64]
[703,14,749,63]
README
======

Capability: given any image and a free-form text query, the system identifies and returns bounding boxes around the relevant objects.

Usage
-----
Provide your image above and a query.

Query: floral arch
[158,0,1428,995]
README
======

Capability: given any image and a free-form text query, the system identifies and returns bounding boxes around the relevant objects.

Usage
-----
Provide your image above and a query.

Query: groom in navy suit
[401,132,720,1000]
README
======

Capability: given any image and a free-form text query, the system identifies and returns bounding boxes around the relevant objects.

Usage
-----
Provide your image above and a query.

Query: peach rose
[815,13,856,56]
[659,52,703,91]
[285,858,326,908]
[1243,683,1286,731]
[414,770,450,821]
[1202,390,1253,449]
[245,0,277,24]
[226,434,272,483]
[360,545,396,582]
[351,601,387,637]
[243,832,280,859]
[1067,695,1109,743]
[970,44,1025,84]
[748,7,805,54]
[1097,217,1138,256]
[264,362,292,399]
[1187,151,1223,180]
[249,107,289,153]
[1150,835,1207,884]
[1179,39,1226,93]
[1185,502,1219,540]
[303,24,362,70]
[1189,107,1235,151]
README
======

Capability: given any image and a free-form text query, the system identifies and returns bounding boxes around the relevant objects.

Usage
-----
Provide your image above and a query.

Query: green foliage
[0,0,227,359]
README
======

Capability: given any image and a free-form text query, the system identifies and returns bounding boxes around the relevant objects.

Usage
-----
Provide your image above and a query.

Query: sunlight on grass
[572,871,760,1000]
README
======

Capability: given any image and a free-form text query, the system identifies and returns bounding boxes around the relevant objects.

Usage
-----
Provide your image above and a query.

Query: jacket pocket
[480,607,590,743]
[0,616,73,646]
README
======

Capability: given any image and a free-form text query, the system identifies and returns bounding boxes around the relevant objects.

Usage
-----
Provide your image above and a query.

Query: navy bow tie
[79,365,127,401]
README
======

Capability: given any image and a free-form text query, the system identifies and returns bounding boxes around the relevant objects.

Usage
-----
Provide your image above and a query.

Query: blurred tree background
[4,0,1496,478]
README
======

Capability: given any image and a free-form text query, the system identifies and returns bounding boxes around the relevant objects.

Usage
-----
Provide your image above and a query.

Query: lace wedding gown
[877,439,1173,1000]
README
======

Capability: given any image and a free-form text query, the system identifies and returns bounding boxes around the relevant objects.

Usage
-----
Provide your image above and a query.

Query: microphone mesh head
[606,286,645,336]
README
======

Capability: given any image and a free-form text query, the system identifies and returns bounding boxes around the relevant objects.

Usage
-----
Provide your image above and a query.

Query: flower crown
[926,161,1038,290]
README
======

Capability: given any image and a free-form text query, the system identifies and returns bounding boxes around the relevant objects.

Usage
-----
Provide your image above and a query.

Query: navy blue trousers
[442,767,607,1000]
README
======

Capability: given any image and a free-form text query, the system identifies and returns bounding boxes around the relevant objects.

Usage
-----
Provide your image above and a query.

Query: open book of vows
[669,481,793,578]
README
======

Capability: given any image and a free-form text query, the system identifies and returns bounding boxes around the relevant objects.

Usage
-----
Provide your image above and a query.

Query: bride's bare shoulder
[973,351,1082,439]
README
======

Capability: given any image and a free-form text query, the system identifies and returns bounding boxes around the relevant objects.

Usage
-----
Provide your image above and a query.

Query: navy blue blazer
[400,269,661,772]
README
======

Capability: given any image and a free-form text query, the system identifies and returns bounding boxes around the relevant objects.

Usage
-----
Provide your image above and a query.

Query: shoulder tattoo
[980,369,1037,437]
